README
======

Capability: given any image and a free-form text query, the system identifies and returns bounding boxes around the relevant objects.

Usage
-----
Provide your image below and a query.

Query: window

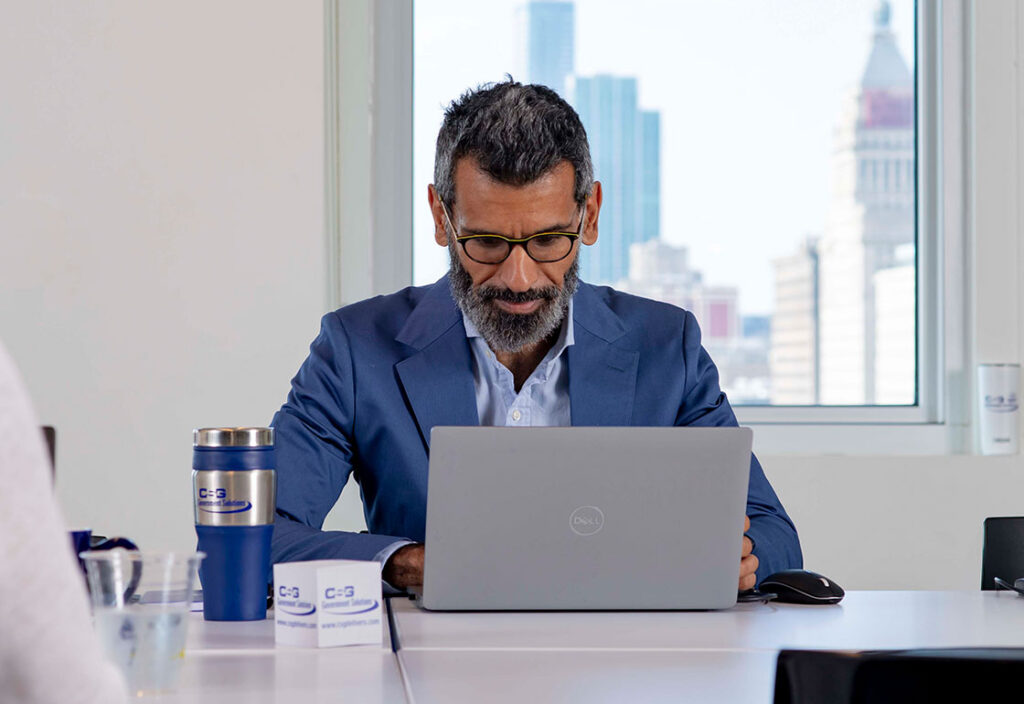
[328,0,970,451]
[414,0,921,410]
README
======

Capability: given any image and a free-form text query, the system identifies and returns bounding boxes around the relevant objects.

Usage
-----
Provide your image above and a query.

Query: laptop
[419,426,753,611]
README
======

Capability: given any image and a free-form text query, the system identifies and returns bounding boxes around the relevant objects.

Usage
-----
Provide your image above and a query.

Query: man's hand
[739,515,758,592]
[382,543,424,589]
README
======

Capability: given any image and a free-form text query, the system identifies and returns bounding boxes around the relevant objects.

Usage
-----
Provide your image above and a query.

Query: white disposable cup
[80,550,204,697]
[977,364,1020,455]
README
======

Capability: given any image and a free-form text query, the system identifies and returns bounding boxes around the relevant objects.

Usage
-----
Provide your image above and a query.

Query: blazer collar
[394,279,641,446]
[568,283,640,426]
[394,279,479,451]
[571,282,628,344]
[395,278,462,350]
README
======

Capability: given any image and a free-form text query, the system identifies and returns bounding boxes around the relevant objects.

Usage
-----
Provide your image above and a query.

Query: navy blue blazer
[270,279,802,581]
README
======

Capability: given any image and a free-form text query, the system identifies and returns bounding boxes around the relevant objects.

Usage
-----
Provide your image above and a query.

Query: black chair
[775,648,1023,703]
[41,425,55,477]
[981,516,1024,590]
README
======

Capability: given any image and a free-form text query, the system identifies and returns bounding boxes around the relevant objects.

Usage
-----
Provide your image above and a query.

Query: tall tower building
[771,238,820,405]
[574,75,640,284]
[637,110,661,244]
[873,244,916,404]
[520,1,662,286]
[816,0,915,404]
[520,1,575,97]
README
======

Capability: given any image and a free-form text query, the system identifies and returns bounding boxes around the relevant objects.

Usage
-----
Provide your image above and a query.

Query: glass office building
[520,1,575,97]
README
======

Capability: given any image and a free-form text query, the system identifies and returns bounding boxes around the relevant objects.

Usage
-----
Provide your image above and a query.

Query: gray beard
[447,245,579,353]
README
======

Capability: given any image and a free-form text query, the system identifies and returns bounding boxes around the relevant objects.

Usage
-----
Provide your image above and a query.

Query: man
[270,80,801,592]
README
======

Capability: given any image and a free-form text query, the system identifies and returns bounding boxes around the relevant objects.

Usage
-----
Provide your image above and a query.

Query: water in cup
[93,604,189,695]
[81,550,203,696]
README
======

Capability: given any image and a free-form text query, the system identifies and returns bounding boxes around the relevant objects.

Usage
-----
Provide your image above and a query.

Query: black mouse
[759,569,845,605]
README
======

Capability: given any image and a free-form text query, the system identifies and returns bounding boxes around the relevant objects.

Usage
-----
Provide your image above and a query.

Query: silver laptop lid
[422,426,752,611]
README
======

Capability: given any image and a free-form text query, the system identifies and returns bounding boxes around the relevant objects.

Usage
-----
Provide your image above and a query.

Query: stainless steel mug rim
[193,427,275,447]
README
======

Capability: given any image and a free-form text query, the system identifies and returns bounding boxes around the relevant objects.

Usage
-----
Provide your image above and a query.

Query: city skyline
[415,0,917,405]
[414,0,914,316]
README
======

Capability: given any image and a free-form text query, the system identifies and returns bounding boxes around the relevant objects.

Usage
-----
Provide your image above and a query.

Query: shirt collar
[462,298,575,359]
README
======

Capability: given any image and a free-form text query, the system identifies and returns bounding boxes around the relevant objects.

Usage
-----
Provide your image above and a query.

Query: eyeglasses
[439,198,586,265]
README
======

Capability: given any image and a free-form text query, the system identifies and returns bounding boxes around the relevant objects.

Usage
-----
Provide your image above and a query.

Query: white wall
[1,1,1022,589]
[0,1,327,550]
[765,456,1024,590]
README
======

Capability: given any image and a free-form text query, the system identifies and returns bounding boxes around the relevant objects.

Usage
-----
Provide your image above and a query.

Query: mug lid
[193,427,274,447]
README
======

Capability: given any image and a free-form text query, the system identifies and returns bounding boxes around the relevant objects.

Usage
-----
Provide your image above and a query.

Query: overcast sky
[412,0,915,316]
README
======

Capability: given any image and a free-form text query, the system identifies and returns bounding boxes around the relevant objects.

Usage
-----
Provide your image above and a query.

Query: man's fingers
[738,517,756,592]
[383,543,425,589]
[738,554,758,592]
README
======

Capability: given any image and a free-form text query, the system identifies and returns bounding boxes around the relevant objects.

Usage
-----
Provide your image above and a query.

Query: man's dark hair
[434,79,594,208]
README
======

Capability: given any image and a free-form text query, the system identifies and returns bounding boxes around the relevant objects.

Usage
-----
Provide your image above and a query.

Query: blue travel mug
[193,427,276,621]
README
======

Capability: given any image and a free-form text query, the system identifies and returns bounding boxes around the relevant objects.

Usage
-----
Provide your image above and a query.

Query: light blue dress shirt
[373,302,576,585]
[463,299,575,428]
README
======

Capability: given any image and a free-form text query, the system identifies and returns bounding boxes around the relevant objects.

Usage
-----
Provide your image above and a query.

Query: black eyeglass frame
[439,198,587,265]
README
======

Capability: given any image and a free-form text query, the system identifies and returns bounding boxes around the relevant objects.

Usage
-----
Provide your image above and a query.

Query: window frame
[326,0,971,455]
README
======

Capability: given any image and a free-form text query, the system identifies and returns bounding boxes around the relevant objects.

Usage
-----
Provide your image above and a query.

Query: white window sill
[746,421,969,456]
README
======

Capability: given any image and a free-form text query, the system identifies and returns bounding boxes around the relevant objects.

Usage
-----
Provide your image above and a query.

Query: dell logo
[569,506,604,536]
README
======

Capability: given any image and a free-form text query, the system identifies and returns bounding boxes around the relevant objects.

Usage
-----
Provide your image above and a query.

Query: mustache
[476,286,559,304]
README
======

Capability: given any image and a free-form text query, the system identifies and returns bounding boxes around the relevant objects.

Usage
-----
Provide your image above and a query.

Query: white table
[389,592,1024,703]
[397,649,780,704]
[390,591,1024,651]
[151,612,408,703]
[143,593,1024,702]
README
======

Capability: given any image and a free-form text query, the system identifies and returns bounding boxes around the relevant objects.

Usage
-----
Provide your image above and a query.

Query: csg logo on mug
[197,487,252,514]
[569,506,605,536]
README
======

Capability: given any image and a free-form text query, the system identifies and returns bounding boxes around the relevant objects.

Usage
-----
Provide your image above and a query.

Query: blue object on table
[71,530,141,601]
[193,427,276,621]
[70,530,138,559]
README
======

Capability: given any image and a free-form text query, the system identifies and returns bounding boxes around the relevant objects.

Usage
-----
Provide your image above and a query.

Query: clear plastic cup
[80,550,204,696]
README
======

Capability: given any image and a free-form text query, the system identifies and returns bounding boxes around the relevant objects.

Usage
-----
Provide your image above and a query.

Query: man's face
[429,158,599,353]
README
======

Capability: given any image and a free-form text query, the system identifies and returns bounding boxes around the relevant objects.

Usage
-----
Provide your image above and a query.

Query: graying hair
[434,79,594,208]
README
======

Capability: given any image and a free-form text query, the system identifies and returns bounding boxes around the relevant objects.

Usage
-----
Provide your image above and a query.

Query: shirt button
[511,409,522,422]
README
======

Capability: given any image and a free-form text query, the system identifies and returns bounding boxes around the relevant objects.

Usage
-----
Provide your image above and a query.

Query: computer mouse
[759,569,845,605]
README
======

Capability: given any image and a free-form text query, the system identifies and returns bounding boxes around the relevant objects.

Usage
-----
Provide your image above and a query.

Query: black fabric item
[41,425,55,477]
[982,516,1024,590]
[774,648,1024,703]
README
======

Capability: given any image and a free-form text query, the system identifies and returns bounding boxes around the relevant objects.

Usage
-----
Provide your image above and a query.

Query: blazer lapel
[395,280,479,450]
[569,284,640,427]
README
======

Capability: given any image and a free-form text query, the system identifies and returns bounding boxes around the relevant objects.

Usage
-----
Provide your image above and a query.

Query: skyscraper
[520,1,662,287]
[574,75,639,284]
[873,244,915,404]
[638,110,661,244]
[771,238,820,405]
[817,0,914,405]
[771,1,915,405]
[520,1,575,97]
